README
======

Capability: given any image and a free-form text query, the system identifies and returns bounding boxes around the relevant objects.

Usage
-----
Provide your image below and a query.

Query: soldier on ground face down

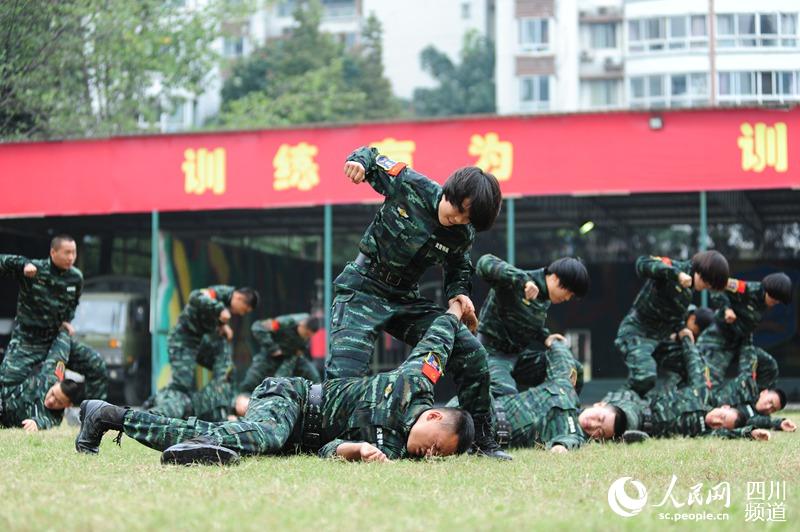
[0,235,108,399]
[143,285,258,420]
[75,299,475,464]
[326,146,509,459]
[614,251,729,397]
[474,254,589,398]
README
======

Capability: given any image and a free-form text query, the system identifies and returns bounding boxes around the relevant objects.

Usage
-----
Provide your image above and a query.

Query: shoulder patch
[205,288,218,300]
[270,319,280,332]
[726,278,746,294]
[659,256,673,266]
[55,361,65,382]
[376,154,407,177]
[421,352,443,384]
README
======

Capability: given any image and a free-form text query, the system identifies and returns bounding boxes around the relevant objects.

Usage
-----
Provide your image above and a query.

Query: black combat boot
[622,430,650,444]
[161,436,240,466]
[472,414,513,460]
[75,400,126,454]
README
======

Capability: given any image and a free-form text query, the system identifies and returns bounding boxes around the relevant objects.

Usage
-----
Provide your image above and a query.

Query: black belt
[354,253,415,290]
[300,383,324,452]
[493,403,511,448]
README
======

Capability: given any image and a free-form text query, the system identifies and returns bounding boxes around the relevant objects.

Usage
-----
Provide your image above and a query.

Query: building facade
[495,0,800,114]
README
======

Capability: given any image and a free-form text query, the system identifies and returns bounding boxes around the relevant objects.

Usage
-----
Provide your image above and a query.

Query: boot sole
[161,443,240,466]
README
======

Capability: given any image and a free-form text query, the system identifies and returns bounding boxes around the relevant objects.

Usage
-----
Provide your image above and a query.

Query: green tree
[412,30,495,117]
[215,1,401,128]
[0,0,233,140]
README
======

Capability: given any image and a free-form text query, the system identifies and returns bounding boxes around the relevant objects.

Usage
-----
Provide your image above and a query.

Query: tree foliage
[215,1,401,128]
[412,30,495,117]
[0,0,231,140]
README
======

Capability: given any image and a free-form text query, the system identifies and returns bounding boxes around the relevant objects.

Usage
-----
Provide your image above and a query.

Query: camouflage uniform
[145,286,234,419]
[615,256,695,396]
[0,332,70,430]
[122,314,460,459]
[238,314,320,394]
[493,341,585,450]
[0,254,81,386]
[325,147,490,421]
[475,254,583,397]
[604,337,753,439]
[700,278,777,390]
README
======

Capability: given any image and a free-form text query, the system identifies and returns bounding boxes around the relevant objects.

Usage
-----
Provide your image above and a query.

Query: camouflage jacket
[495,341,585,450]
[0,255,82,341]
[476,254,550,352]
[171,285,234,341]
[631,256,693,337]
[317,313,459,459]
[736,403,786,431]
[0,334,68,429]
[710,278,767,342]
[239,314,312,393]
[347,146,475,299]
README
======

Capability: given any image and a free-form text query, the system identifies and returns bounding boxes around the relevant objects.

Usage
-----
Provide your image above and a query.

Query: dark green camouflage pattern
[122,314,459,459]
[239,314,320,393]
[0,255,82,386]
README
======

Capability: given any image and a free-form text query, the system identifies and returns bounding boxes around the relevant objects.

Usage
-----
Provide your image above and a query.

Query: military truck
[71,276,151,405]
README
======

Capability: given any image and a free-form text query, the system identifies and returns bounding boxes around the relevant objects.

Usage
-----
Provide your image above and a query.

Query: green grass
[1,412,799,531]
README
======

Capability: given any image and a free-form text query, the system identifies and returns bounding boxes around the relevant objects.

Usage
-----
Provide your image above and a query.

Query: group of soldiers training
[1,145,795,465]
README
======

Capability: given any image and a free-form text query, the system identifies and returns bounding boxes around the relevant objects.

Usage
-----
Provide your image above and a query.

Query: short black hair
[763,272,792,305]
[692,307,715,334]
[609,405,627,439]
[733,409,746,428]
[439,407,475,454]
[50,234,75,251]
[773,388,788,410]
[442,167,502,232]
[235,287,260,310]
[691,250,729,290]
[545,257,590,298]
[60,379,85,406]
[304,316,321,332]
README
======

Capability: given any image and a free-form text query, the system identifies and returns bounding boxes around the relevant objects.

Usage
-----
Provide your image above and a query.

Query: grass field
[1,412,798,531]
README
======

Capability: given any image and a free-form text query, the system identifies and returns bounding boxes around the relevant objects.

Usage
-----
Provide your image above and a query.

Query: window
[590,23,616,49]
[628,15,707,53]
[520,76,550,111]
[716,12,799,48]
[223,36,244,58]
[717,70,800,103]
[781,14,798,46]
[586,80,620,107]
[461,2,470,20]
[520,18,550,52]
[629,73,709,108]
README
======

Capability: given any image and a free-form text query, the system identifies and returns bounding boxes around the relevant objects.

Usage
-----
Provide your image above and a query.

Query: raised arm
[443,248,475,301]
[346,146,403,198]
[0,254,30,280]
[476,254,530,289]
[635,255,681,282]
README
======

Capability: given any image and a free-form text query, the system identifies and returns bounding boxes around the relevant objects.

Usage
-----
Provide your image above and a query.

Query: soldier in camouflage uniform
[0,236,108,399]
[614,251,729,397]
[604,328,770,441]
[475,254,589,398]
[144,285,259,419]
[239,313,321,394]
[1,332,84,431]
[75,300,476,464]
[699,272,792,391]
[327,146,508,459]
[651,306,715,391]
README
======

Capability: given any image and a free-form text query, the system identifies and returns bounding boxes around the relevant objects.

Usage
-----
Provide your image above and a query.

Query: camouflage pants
[146,333,232,419]
[0,331,107,400]
[326,264,490,416]
[124,377,307,455]
[0,333,64,386]
[615,311,669,396]
[697,325,770,388]
[487,344,584,398]
[241,353,321,394]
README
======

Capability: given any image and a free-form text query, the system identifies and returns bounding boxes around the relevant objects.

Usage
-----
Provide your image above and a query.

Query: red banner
[1,108,797,218]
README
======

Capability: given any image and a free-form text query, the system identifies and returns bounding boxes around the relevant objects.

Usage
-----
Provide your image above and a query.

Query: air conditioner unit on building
[603,57,623,71]
[580,50,594,63]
